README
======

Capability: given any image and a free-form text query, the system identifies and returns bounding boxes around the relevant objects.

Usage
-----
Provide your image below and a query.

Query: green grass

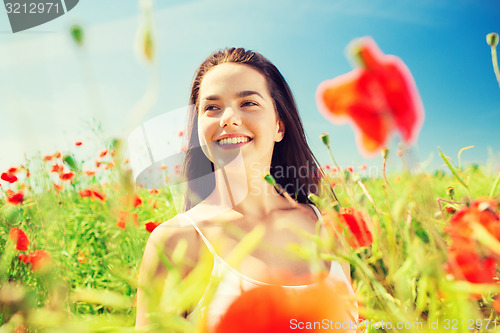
[1,145,499,332]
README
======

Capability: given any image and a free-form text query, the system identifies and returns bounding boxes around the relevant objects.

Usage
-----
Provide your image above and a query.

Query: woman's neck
[203,154,290,218]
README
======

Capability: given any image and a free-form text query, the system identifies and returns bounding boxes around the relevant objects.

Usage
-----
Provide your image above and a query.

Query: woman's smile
[215,133,253,150]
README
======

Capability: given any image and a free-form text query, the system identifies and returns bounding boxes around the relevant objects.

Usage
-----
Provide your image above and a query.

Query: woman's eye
[241,101,258,107]
[204,105,219,112]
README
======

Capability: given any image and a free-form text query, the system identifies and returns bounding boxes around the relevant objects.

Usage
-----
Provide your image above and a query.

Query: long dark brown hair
[182,47,326,211]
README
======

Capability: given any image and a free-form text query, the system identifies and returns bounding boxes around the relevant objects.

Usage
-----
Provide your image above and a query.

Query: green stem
[438,147,471,196]
[326,145,340,170]
[382,157,393,192]
[489,171,500,197]
[491,45,500,88]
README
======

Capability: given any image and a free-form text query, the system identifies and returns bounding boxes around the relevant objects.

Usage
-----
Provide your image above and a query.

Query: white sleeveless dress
[183,204,358,329]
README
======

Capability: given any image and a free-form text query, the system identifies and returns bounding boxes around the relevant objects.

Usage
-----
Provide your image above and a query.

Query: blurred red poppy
[18,253,29,263]
[79,189,106,201]
[77,251,88,263]
[134,195,143,208]
[27,250,51,271]
[316,36,424,157]
[9,228,30,251]
[1,172,18,183]
[116,210,139,230]
[75,141,82,146]
[7,191,24,205]
[54,183,63,192]
[99,150,108,158]
[323,207,373,248]
[84,170,96,176]
[145,221,162,233]
[60,172,75,181]
[51,164,64,173]
[444,197,500,284]
[211,282,352,333]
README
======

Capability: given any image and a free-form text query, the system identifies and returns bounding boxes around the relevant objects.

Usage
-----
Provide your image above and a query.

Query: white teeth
[217,137,250,145]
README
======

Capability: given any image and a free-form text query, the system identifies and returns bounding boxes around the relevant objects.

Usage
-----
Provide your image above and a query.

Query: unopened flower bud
[320,133,330,146]
[446,186,455,198]
[264,174,276,186]
[487,32,499,47]
[70,25,84,46]
[352,173,361,183]
[381,148,389,160]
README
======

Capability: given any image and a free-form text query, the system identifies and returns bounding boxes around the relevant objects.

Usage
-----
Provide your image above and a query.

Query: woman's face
[197,63,284,169]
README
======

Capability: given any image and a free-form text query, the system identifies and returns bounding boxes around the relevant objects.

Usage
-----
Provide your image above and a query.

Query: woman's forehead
[199,63,270,100]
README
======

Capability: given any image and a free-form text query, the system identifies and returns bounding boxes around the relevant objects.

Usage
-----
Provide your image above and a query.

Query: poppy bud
[352,173,361,183]
[70,25,84,46]
[63,154,79,172]
[264,174,276,186]
[381,148,389,160]
[486,32,499,47]
[320,133,330,146]
[446,186,455,198]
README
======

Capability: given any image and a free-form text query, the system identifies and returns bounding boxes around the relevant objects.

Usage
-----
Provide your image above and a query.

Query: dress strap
[180,213,219,258]
[307,203,322,221]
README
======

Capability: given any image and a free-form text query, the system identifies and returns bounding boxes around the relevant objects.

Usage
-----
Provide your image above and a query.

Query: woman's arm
[135,223,170,331]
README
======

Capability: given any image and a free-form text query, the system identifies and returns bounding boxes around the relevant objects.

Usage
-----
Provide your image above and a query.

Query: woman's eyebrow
[202,90,264,102]
[235,90,264,99]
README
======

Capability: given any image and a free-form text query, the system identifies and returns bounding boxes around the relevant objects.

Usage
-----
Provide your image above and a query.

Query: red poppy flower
[51,164,64,173]
[7,191,24,205]
[9,228,30,251]
[53,152,61,159]
[444,197,500,284]
[79,189,106,201]
[1,172,18,183]
[316,36,424,157]
[84,170,96,176]
[145,221,162,233]
[446,250,497,284]
[104,162,114,170]
[77,251,88,263]
[18,253,29,263]
[177,129,184,137]
[323,207,373,248]
[96,161,102,168]
[150,189,159,195]
[99,150,108,158]
[494,298,500,314]
[134,195,142,208]
[54,183,63,192]
[116,219,126,230]
[60,172,75,181]
[211,282,352,333]
[116,211,139,230]
[8,167,18,174]
[43,154,53,161]
[75,141,82,146]
[27,250,51,271]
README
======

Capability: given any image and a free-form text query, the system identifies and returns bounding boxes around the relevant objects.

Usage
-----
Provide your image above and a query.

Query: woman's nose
[219,106,242,128]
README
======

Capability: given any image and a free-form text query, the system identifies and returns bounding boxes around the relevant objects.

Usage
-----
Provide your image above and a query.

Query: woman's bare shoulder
[139,215,202,278]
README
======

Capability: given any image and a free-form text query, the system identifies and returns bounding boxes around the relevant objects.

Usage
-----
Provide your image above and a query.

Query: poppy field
[1,29,500,333]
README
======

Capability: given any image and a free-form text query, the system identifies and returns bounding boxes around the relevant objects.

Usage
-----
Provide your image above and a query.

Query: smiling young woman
[135,48,356,331]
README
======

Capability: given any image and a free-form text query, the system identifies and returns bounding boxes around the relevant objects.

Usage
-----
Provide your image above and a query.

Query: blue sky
[0,0,499,178]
